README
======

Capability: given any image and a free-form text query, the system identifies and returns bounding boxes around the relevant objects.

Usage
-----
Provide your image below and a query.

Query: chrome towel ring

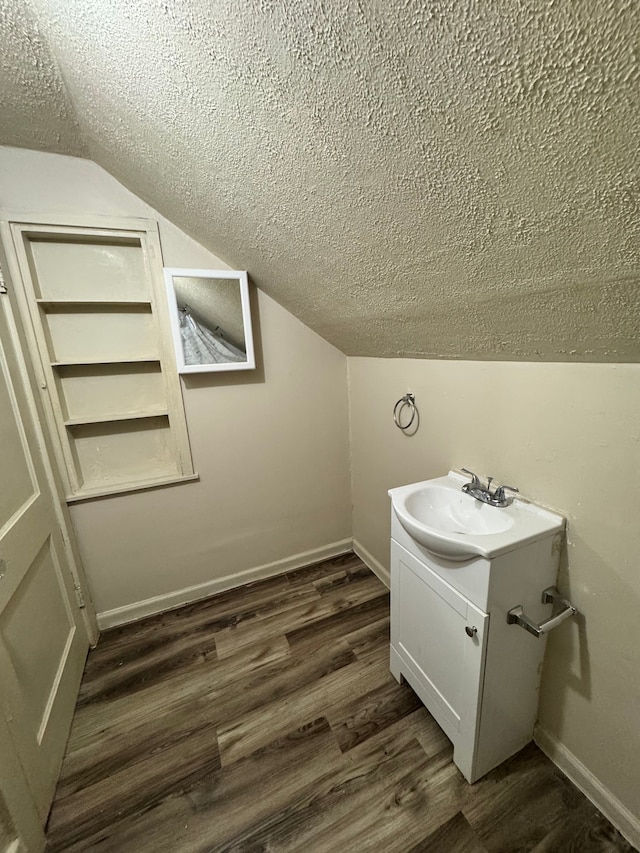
[393,393,416,431]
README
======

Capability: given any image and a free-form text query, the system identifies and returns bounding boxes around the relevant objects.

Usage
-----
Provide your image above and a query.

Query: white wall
[0,146,352,621]
[348,356,640,836]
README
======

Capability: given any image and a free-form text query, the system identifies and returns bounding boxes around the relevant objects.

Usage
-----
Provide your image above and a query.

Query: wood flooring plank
[85,574,309,673]
[77,627,218,706]
[218,740,460,853]
[408,811,488,852]
[414,712,453,759]
[285,552,365,586]
[205,638,358,732]
[342,614,391,661]
[326,677,423,752]
[213,572,387,659]
[285,593,389,655]
[294,745,465,853]
[66,635,292,753]
[217,653,390,767]
[46,722,220,851]
[63,717,343,853]
[67,636,357,788]
[462,742,587,852]
[345,705,453,765]
[49,795,194,853]
[312,562,375,594]
[94,572,292,647]
[183,718,343,838]
[328,699,452,780]
[531,811,638,853]
[55,692,222,800]
[78,572,325,707]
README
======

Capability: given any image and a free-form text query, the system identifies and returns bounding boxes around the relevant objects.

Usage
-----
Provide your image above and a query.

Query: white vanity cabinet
[390,506,565,783]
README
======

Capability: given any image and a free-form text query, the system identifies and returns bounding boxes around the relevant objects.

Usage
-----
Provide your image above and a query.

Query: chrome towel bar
[507,586,577,638]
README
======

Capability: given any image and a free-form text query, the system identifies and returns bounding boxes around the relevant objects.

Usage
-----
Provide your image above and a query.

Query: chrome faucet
[461,468,519,507]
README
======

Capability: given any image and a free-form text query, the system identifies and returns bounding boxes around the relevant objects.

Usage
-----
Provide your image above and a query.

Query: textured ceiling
[3,0,640,360]
[0,0,85,156]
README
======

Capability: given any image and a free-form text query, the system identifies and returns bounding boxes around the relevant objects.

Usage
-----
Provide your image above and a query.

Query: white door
[0,284,89,829]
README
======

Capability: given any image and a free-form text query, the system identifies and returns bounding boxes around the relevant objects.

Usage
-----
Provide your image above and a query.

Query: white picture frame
[163,267,256,373]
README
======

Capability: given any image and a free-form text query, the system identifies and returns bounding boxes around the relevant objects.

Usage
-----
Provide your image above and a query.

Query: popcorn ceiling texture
[4,0,640,360]
[0,0,86,157]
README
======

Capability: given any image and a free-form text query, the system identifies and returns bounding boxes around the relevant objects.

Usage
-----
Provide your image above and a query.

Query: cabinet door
[391,541,488,773]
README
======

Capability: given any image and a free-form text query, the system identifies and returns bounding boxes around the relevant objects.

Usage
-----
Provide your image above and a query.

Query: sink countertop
[388,471,565,562]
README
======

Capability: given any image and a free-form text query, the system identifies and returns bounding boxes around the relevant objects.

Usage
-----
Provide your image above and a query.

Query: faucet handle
[461,468,480,486]
[494,484,519,503]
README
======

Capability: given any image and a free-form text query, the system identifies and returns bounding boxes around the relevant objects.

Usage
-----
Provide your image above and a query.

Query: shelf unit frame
[0,214,196,501]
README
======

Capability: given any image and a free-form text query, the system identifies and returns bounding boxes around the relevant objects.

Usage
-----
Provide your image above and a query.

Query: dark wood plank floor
[46,553,636,852]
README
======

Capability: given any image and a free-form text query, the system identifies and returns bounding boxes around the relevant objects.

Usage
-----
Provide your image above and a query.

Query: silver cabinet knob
[465,625,477,638]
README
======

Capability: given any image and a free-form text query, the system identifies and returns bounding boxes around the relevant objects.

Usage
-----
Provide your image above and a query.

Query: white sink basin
[389,471,564,561]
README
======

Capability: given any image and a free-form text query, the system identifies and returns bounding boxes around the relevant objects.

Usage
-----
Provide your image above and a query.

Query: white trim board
[353,539,390,589]
[97,539,353,630]
[534,724,640,849]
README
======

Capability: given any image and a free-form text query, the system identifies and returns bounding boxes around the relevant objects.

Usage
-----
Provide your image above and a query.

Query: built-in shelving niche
[53,362,167,424]
[42,304,158,364]
[5,219,195,500]
[67,415,178,497]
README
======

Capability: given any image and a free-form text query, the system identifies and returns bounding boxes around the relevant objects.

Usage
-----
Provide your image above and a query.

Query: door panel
[0,360,34,520]
[0,709,44,853]
[2,538,75,740]
[0,292,89,827]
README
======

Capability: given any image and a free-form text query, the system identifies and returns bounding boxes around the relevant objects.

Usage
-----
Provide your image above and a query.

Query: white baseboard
[97,538,353,630]
[534,724,640,849]
[353,539,390,588]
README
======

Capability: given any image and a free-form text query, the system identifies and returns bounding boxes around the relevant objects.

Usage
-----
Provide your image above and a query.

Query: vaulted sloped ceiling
[2,0,639,360]
[0,0,85,156]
